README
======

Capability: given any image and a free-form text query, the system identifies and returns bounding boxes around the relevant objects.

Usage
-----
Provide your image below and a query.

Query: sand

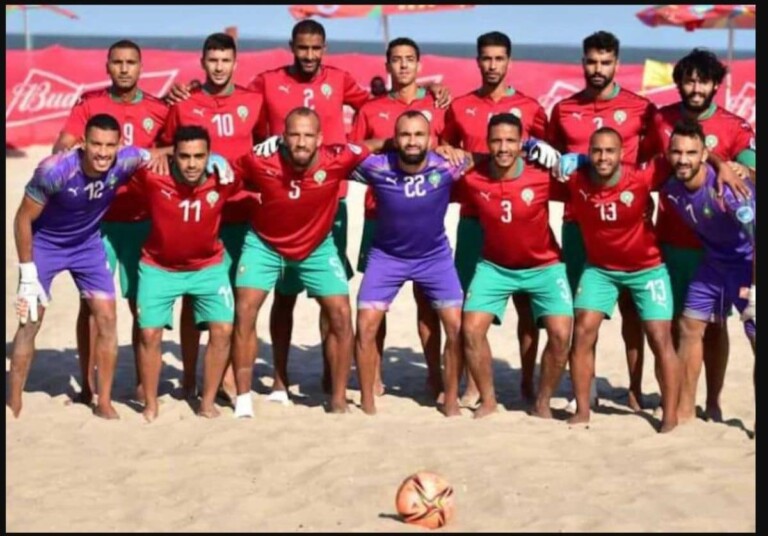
[6,146,755,532]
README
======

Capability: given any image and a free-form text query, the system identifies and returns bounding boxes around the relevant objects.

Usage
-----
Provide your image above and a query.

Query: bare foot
[677,408,696,425]
[94,403,120,420]
[197,404,220,418]
[7,399,22,418]
[704,404,723,423]
[441,400,462,417]
[529,401,553,419]
[627,390,643,412]
[472,402,497,419]
[374,379,385,397]
[567,411,590,425]
[659,418,678,433]
[435,392,445,405]
[360,399,377,415]
[459,390,481,409]
[521,381,536,405]
[142,404,159,423]
[330,399,349,414]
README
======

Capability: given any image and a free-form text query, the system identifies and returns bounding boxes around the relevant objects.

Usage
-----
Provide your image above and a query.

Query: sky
[5,4,757,51]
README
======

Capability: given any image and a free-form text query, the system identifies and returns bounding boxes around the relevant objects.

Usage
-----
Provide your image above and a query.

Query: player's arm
[424,83,452,109]
[163,79,201,105]
[732,121,757,182]
[529,105,549,140]
[707,152,752,199]
[343,71,373,111]
[53,98,90,154]
[637,104,663,164]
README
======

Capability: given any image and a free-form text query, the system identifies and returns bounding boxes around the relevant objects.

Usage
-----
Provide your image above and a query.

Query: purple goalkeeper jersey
[661,164,755,266]
[25,146,149,248]
[352,151,468,258]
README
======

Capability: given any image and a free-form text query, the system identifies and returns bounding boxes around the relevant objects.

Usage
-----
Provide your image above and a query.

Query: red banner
[289,4,475,19]
[5,46,756,149]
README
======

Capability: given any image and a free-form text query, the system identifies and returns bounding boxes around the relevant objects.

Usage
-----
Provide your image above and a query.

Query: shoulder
[74,88,110,106]
[511,89,543,107]
[258,66,288,80]
[141,92,170,112]
[322,65,353,79]
[714,107,754,131]
[618,88,655,109]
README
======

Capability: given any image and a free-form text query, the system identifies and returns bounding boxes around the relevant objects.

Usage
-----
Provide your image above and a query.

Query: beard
[682,91,716,113]
[586,73,613,90]
[398,148,427,165]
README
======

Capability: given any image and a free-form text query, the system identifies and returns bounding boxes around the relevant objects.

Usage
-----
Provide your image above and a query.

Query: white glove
[206,153,234,185]
[17,262,49,325]
[252,136,281,158]
[741,285,755,323]
[528,140,560,169]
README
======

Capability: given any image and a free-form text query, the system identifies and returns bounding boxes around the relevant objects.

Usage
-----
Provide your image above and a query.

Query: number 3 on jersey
[500,200,512,223]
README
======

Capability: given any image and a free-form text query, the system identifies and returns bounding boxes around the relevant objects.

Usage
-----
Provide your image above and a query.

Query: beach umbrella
[635,4,756,110]
[6,4,79,51]
[289,5,475,49]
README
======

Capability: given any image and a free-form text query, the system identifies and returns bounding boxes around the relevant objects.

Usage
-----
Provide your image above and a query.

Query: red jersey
[455,159,563,269]
[650,103,755,249]
[443,87,548,217]
[249,65,371,199]
[161,84,263,225]
[234,143,370,260]
[61,88,169,223]
[563,159,670,271]
[349,88,446,218]
[547,85,657,222]
[131,168,241,271]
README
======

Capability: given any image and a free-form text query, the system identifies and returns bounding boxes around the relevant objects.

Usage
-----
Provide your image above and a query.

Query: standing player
[443,31,553,406]
[160,32,264,400]
[548,31,658,411]
[350,37,447,401]
[352,111,468,417]
[53,40,169,405]
[458,114,573,419]
[8,114,150,419]
[660,120,755,425]
[649,49,756,421]
[132,126,239,422]
[230,108,384,418]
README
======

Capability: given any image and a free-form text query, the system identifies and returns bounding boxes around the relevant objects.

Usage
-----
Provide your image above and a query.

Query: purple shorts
[683,260,755,339]
[33,236,115,301]
[358,247,464,311]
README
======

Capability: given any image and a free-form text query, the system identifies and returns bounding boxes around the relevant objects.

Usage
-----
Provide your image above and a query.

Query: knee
[356,317,380,344]
[461,321,486,350]
[209,323,234,343]
[442,317,462,344]
[140,328,163,348]
[678,319,705,344]
[573,322,596,346]
[327,303,352,334]
[235,299,257,328]
[93,309,117,335]
[547,325,573,354]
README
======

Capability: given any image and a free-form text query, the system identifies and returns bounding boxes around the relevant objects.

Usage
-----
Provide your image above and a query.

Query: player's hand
[435,145,468,169]
[644,194,656,223]
[741,285,756,323]
[16,262,48,325]
[555,152,586,182]
[207,153,234,185]
[523,138,561,169]
[428,83,452,109]
[147,150,170,176]
[163,80,201,105]
[253,136,282,158]
[716,161,751,200]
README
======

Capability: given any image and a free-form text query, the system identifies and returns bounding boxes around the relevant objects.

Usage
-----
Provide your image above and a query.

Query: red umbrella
[636,5,756,110]
[6,4,79,50]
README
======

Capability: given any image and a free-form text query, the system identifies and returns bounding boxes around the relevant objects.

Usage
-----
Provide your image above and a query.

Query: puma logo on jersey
[571,112,583,120]
[68,187,78,197]
[465,107,477,117]
[480,191,492,202]
[161,189,173,200]
[666,194,680,204]
[278,85,290,94]
[579,189,589,200]
[192,108,205,117]
[378,112,390,120]
[385,177,398,185]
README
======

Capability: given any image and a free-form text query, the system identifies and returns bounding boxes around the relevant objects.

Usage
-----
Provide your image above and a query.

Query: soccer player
[9,114,150,419]
[230,107,384,418]
[352,111,468,417]
[52,39,170,405]
[548,31,658,411]
[132,126,239,422]
[350,37,447,401]
[660,120,755,426]
[649,49,756,421]
[443,31,552,406]
[160,32,264,401]
[457,114,573,419]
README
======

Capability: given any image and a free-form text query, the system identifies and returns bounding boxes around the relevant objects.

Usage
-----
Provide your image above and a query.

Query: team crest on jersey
[613,110,627,125]
[206,191,219,207]
[421,110,432,123]
[521,188,534,206]
[314,170,327,184]
[237,105,249,121]
[619,190,634,207]
[736,205,755,224]
[702,205,713,218]
[705,134,719,149]
[321,83,333,98]
[428,171,442,188]
[509,107,522,119]
[142,117,154,133]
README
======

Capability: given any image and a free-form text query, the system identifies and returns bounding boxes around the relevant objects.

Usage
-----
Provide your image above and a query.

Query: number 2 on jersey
[303,88,315,109]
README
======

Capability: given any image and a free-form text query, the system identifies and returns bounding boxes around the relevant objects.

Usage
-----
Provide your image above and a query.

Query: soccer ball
[395,471,455,529]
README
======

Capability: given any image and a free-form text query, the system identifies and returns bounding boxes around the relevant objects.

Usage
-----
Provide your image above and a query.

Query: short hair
[202,32,237,57]
[292,19,326,42]
[396,109,430,127]
[173,125,211,150]
[285,106,320,128]
[85,114,121,136]
[671,118,706,145]
[476,31,511,57]
[107,39,141,59]
[673,48,727,86]
[487,113,522,137]
[387,37,420,62]
[583,31,620,57]
[590,126,623,145]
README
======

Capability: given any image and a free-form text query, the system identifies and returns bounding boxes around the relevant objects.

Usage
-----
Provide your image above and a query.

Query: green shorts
[464,260,573,324]
[101,220,150,301]
[660,243,705,318]
[220,222,249,285]
[275,200,353,296]
[574,264,673,321]
[454,216,484,292]
[357,218,377,273]
[561,221,587,294]
[136,260,234,330]
[236,230,349,297]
